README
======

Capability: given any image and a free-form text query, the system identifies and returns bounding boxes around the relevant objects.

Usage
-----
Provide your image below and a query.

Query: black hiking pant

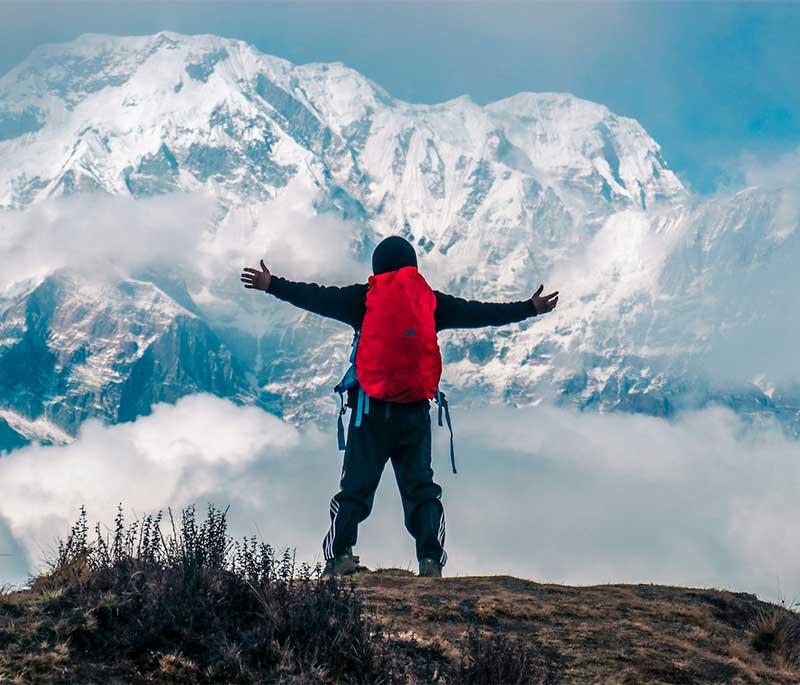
[323,398,447,566]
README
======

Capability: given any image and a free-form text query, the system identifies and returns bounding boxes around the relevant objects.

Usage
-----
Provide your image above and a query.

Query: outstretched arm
[435,284,559,331]
[241,260,366,329]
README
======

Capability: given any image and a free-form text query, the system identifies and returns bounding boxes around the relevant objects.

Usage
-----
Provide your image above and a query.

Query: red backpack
[356,266,441,402]
[333,266,456,473]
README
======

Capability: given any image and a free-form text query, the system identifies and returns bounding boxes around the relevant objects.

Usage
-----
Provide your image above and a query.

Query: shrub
[20,504,410,683]
[1,504,549,684]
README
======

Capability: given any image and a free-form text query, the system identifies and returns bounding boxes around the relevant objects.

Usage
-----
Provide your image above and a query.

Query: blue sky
[2,1,798,193]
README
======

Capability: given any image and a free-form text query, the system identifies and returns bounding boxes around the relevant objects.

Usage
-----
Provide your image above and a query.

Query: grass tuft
[455,624,533,684]
[751,604,800,666]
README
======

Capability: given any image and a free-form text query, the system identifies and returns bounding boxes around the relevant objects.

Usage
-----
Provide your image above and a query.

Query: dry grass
[0,506,541,684]
[353,574,800,684]
[751,605,800,667]
[3,508,800,683]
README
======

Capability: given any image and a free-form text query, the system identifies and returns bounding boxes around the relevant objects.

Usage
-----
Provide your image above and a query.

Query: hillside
[356,571,800,684]
[2,506,799,683]
[2,567,799,683]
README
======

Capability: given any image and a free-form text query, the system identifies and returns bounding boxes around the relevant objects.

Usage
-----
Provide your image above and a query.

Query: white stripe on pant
[437,510,447,566]
[323,498,340,560]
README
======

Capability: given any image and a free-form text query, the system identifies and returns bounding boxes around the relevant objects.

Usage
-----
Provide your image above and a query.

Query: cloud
[456,404,800,599]
[1,393,799,603]
[0,182,367,299]
[0,515,29,584]
[740,146,800,241]
[669,150,800,387]
[204,178,368,289]
[739,146,800,190]
[0,395,300,576]
[710,145,800,242]
[0,193,218,293]
[0,184,368,345]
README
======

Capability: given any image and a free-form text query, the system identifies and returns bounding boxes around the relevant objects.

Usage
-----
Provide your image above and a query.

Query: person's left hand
[531,284,559,314]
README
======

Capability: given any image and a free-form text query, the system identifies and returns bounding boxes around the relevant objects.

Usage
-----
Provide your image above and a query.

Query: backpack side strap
[436,390,457,474]
[333,329,362,450]
[336,390,347,450]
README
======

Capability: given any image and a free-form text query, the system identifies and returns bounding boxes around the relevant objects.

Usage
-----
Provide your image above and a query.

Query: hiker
[241,236,558,578]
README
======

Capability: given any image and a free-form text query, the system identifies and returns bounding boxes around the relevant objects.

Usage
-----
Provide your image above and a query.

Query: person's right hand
[241,260,272,292]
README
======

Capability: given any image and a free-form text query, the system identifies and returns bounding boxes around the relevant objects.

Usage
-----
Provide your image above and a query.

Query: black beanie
[371,236,418,275]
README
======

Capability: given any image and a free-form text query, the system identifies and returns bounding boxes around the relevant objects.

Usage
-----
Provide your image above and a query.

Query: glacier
[0,31,797,450]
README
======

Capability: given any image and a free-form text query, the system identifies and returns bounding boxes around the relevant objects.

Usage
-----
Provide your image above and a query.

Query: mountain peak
[0,31,685,213]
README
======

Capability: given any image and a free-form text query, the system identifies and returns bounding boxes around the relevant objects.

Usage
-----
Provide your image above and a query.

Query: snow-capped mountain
[0,32,797,450]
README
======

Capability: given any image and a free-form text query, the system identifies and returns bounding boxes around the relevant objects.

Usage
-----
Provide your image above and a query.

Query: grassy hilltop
[1,506,798,684]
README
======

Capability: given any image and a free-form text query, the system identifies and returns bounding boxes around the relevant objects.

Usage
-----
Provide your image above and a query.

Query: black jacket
[266,275,537,407]
[266,276,537,331]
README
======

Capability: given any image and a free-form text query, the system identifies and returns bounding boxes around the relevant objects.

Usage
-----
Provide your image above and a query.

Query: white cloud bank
[1,393,799,603]
[0,183,366,297]
[0,193,218,293]
[0,186,368,344]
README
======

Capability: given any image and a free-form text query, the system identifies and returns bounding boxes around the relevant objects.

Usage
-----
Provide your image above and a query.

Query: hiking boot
[323,550,361,577]
[418,558,443,578]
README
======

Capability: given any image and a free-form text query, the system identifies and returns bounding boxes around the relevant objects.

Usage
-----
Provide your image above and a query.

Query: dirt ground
[354,570,800,684]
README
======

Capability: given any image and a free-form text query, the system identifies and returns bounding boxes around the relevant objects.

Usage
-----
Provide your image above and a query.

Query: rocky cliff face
[0,32,797,444]
[0,271,253,443]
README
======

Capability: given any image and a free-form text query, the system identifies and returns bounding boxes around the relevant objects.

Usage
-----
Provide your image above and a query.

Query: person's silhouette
[242,236,558,577]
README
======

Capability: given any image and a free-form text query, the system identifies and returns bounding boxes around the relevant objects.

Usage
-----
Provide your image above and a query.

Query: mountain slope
[0,271,253,435]
[0,32,797,441]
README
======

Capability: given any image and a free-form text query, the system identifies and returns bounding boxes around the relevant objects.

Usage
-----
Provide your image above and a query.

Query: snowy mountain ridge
[0,32,797,449]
